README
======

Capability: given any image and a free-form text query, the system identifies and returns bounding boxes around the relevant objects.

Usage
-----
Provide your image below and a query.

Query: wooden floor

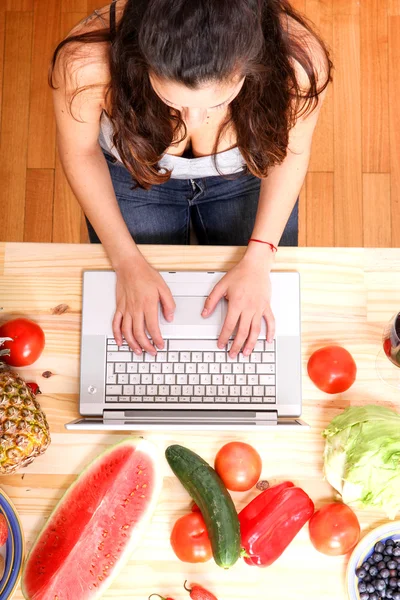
[0,0,398,247]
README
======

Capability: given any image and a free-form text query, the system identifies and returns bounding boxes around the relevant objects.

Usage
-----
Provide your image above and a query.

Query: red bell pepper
[239,481,314,567]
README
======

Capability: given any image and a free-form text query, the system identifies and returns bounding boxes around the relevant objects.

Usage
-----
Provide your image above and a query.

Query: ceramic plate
[0,489,24,600]
[346,521,400,599]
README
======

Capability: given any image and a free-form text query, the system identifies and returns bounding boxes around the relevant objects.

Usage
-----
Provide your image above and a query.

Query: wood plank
[86,0,105,13]
[0,13,33,242]
[298,179,307,246]
[389,0,400,15]
[306,0,334,172]
[290,0,306,13]
[80,212,89,243]
[61,0,87,12]
[53,148,85,244]
[361,0,390,173]
[27,0,61,169]
[363,174,391,247]
[24,169,54,243]
[0,10,5,133]
[333,14,363,246]
[53,12,88,243]
[5,0,34,10]
[389,17,400,245]
[305,172,334,246]
[334,0,360,15]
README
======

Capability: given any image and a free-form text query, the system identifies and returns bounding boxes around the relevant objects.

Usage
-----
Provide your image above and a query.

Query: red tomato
[170,512,212,563]
[307,345,357,394]
[0,318,45,367]
[214,442,262,492]
[309,503,360,556]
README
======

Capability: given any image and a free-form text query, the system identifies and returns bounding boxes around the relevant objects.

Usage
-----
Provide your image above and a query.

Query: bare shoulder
[283,13,331,90]
[52,1,126,116]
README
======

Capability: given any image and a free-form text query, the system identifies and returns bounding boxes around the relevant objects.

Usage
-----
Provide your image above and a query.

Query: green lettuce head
[323,405,400,519]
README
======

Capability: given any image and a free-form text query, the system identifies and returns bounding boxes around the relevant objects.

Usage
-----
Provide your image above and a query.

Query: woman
[51,0,332,358]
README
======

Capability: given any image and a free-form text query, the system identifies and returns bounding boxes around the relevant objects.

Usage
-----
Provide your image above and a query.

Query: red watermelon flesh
[22,438,161,600]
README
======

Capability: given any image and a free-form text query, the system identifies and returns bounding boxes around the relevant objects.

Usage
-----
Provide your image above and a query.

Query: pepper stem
[240,548,250,558]
[148,595,167,600]
[183,580,192,593]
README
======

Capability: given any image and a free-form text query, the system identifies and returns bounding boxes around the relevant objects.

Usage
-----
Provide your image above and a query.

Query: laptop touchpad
[160,296,225,327]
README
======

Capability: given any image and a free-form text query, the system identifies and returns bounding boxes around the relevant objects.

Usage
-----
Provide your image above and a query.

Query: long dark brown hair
[50,0,333,189]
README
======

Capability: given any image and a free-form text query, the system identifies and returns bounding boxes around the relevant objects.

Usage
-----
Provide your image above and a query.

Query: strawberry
[0,514,8,546]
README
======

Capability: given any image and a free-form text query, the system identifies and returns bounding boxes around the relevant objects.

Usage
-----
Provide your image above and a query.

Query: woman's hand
[202,248,275,358]
[113,255,176,355]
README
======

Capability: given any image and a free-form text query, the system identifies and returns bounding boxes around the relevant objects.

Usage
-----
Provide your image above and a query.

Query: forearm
[244,147,310,266]
[58,141,141,269]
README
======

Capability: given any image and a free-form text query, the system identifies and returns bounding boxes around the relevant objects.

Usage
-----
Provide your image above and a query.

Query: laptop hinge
[103,409,278,424]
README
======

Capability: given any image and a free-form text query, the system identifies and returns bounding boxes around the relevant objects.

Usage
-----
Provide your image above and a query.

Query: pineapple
[0,338,50,475]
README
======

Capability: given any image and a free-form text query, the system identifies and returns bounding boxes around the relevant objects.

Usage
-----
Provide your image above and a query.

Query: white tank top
[99,112,247,180]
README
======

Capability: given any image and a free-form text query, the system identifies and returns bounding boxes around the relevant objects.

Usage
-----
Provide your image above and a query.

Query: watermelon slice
[22,437,162,600]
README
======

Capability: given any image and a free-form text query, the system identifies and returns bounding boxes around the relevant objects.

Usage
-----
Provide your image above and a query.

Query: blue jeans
[86,151,298,246]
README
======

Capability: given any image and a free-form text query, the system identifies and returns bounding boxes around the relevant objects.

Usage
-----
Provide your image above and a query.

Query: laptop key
[221,364,232,373]
[253,385,264,396]
[260,375,275,385]
[129,374,140,384]
[165,374,175,384]
[194,386,205,396]
[263,397,276,403]
[224,374,234,385]
[204,352,214,362]
[155,396,167,402]
[229,386,240,396]
[250,353,261,363]
[127,363,138,373]
[227,397,239,402]
[203,396,215,402]
[192,352,202,362]
[215,353,226,363]
[198,363,209,373]
[171,385,181,395]
[218,386,229,396]
[244,363,256,373]
[209,364,220,373]
[183,385,193,396]
[262,352,275,362]
[118,374,129,384]
[105,396,118,402]
[254,340,264,352]
[106,385,122,395]
[177,374,188,385]
[118,396,130,402]
[115,363,127,373]
[238,353,250,363]
[145,352,156,362]
[153,374,164,384]
[185,364,196,373]
[232,364,244,374]
[169,351,179,362]
[135,385,146,395]
[162,363,173,373]
[206,385,217,396]
[251,397,263,403]
[215,396,227,403]
[167,396,179,402]
[200,374,211,385]
[141,374,152,384]
[147,385,157,395]
[265,340,275,350]
[156,352,167,362]
[139,363,150,373]
[106,374,117,384]
[173,363,185,373]
[212,374,223,385]
[248,374,258,385]
[123,385,134,395]
[130,396,143,402]
[236,374,246,385]
[159,385,169,395]
[143,396,154,402]
[257,364,275,374]
[150,363,161,373]
[190,397,203,402]
[107,352,131,362]
[265,386,276,396]
[180,352,191,362]
[241,386,252,396]
[189,374,200,385]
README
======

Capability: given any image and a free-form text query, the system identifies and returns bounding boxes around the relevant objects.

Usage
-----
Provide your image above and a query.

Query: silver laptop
[66,270,305,430]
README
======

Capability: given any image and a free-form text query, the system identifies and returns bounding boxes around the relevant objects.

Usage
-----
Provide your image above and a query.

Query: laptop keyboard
[105,339,276,404]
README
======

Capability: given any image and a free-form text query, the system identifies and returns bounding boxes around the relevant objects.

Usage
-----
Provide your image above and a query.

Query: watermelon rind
[21,437,162,600]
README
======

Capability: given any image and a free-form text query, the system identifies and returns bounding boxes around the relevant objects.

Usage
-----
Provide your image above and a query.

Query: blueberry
[382,569,391,579]
[370,566,379,577]
[376,542,387,553]
[389,578,398,588]
[374,553,384,562]
[359,581,368,593]
[386,546,395,556]
[365,574,372,582]
[369,556,378,565]
[390,570,398,577]
[387,591,394,599]
[376,579,387,591]
[388,562,398,570]
[393,593,400,600]
[357,568,368,579]
[379,562,388,569]
[386,556,393,562]
[386,539,395,546]
[359,595,370,600]
[363,562,372,571]
[393,547,400,557]
[367,583,376,593]
[370,593,379,600]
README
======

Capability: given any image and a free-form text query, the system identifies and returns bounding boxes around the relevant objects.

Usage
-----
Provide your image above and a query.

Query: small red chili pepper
[239,481,314,567]
[148,594,175,600]
[26,382,42,396]
[184,580,218,600]
[191,502,201,512]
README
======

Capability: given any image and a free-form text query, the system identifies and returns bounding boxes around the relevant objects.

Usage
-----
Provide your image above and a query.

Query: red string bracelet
[248,238,278,252]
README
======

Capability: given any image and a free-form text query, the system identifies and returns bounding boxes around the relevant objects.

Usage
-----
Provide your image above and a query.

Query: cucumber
[166,444,241,569]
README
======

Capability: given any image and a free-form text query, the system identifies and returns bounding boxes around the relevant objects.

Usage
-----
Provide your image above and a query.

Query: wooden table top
[1,242,400,600]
